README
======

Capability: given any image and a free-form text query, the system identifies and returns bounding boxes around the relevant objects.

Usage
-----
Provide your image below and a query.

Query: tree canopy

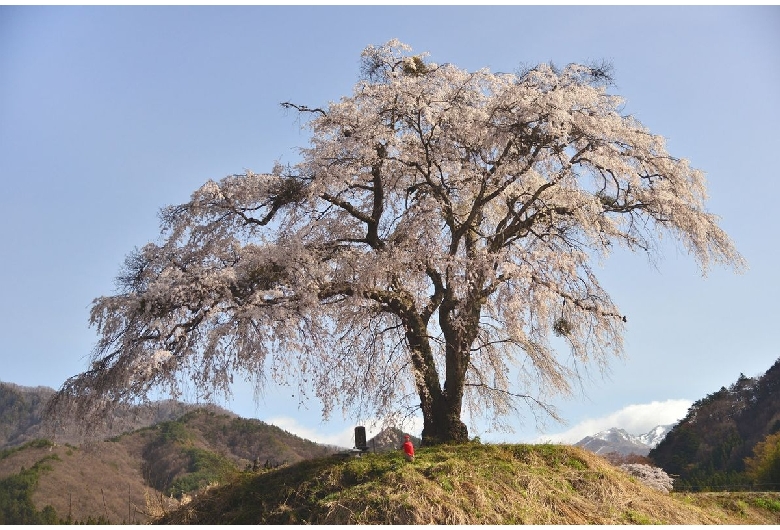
[51,40,745,445]
[745,432,780,488]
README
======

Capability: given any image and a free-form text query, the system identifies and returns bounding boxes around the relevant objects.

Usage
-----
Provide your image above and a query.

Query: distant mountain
[366,427,421,452]
[575,425,673,457]
[0,382,219,449]
[638,425,674,448]
[649,357,780,491]
[0,381,342,523]
[0,406,337,523]
[0,383,56,448]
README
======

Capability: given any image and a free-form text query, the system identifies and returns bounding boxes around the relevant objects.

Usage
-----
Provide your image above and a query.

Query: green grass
[753,495,780,512]
[0,439,54,460]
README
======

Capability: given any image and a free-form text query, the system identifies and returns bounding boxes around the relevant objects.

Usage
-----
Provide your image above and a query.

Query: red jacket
[403,440,414,457]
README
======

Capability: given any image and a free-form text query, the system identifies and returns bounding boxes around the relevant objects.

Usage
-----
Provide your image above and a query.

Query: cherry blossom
[51,40,745,445]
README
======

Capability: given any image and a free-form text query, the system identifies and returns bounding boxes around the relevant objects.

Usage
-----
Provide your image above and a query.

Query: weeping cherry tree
[51,40,745,445]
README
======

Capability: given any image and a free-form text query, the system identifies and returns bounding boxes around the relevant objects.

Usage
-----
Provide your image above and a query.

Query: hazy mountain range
[0,382,339,523]
[574,425,674,456]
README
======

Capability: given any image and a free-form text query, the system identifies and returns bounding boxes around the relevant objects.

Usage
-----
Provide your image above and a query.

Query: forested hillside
[0,408,337,523]
[0,382,209,449]
[649,357,780,491]
[0,384,55,448]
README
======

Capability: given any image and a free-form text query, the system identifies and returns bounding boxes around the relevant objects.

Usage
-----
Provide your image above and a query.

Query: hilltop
[156,441,780,524]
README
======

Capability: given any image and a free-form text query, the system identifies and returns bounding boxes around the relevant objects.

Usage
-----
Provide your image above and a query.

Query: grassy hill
[156,442,780,525]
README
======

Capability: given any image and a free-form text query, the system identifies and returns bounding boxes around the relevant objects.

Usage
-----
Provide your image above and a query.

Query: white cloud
[535,399,692,444]
[266,417,356,448]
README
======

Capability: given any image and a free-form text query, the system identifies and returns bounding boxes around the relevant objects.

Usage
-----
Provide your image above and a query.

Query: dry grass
[156,442,780,525]
[0,440,157,523]
[31,442,156,523]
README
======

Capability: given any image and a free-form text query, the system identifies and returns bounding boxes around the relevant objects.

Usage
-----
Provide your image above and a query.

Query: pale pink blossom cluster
[619,463,675,493]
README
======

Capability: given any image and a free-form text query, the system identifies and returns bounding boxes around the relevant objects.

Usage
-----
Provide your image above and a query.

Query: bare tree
[50,40,745,445]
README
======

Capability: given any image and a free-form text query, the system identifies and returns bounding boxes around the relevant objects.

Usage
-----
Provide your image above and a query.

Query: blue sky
[1,5,779,448]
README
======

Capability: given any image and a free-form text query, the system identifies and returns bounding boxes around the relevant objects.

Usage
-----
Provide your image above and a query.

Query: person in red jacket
[402,434,415,462]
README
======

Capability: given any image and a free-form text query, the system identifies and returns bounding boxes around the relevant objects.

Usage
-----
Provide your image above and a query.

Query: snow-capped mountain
[637,425,672,448]
[575,425,673,456]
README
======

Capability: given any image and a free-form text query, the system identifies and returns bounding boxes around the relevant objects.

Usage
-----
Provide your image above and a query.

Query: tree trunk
[420,392,469,446]
[403,314,470,446]
[397,278,482,446]
[419,280,483,446]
